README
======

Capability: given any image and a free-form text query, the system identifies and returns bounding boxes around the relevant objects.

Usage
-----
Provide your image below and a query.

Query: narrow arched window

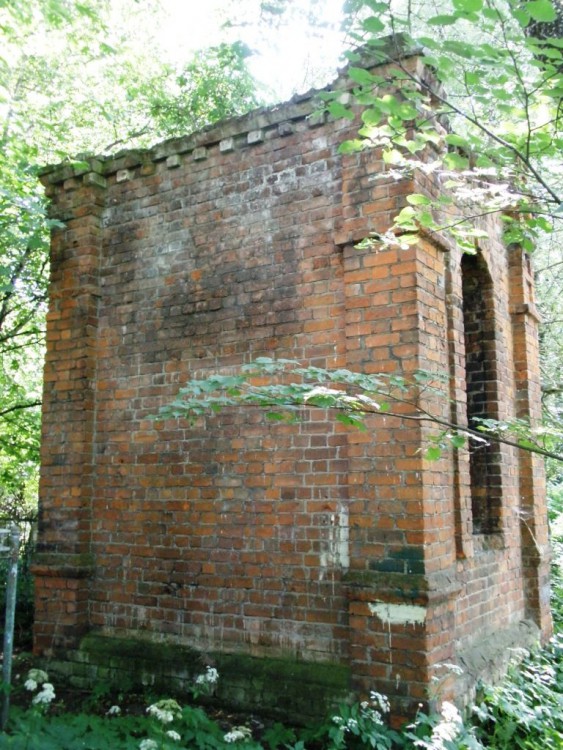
[461,253,502,534]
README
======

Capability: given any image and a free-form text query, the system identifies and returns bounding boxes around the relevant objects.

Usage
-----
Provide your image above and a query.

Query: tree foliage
[330,0,563,253]
[0,0,263,503]
[156,358,563,464]
[1,0,563,504]
[136,42,259,140]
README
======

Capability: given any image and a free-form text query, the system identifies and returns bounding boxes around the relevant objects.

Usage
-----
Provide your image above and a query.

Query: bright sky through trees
[158,0,347,100]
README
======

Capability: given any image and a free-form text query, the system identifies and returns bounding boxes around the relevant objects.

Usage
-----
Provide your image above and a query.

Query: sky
[157,0,348,102]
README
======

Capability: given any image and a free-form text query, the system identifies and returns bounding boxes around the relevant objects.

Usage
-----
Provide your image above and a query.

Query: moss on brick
[75,633,351,722]
[214,653,351,720]
[80,633,202,689]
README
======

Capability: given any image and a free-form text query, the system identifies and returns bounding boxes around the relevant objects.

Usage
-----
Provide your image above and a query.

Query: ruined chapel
[33,44,552,720]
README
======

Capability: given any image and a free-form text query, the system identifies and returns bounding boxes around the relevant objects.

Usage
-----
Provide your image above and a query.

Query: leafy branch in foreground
[156,358,563,463]
[331,0,563,253]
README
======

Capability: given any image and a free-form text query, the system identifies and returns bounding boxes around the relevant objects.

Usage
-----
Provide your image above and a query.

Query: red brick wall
[34,53,551,718]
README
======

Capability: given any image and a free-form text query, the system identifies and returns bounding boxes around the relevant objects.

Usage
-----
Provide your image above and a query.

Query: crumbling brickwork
[34,50,551,720]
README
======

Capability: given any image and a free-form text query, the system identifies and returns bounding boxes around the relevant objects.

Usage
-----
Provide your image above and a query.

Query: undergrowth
[0,541,561,749]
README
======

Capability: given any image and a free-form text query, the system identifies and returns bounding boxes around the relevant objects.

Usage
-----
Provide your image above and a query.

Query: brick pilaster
[508,246,552,639]
[337,157,460,713]
[32,165,106,654]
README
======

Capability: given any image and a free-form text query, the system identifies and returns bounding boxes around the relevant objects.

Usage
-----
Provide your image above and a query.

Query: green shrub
[471,635,563,749]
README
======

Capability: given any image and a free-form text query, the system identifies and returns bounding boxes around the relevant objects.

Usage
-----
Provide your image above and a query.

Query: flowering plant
[23,669,56,711]
[191,665,219,699]
[322,691,402,750]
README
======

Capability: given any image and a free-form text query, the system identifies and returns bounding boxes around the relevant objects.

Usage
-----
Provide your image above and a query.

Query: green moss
[215,652,345,685]
[81,633,200,668]
[369,559,405,573]
[213,653,351,721]
[390,547,424,561]
[344,569,426,602]
[76,633,351,722]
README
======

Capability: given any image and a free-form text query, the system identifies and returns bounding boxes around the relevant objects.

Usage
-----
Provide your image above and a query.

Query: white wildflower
[432,720,458,744]
[32,682,56,706]
[364,707,384,726]
[195,666,219,686]
[427,701,463,748]
[106,705,121,716]
[224,726,252,743]
[440,701,461,724]
[166,730,181,742]
[146,699,182,724]
[147,706,174,723]
[27,669,49,685]
[139,740,158,750]
[370,691,390,714]
[24,679,37,691]
[332,715,343,725]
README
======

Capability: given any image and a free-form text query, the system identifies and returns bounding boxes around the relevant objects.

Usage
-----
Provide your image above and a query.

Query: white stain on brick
[368,602,426,625]
[336,506,350,569]
[319,506,350,574]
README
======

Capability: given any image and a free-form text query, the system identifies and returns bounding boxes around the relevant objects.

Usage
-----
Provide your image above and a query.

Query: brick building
[34,46,551,720]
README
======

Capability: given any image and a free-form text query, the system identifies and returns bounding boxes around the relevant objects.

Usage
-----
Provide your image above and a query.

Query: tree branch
[165,391,563,463]
[0,400,42,419]
[387,42,563,207]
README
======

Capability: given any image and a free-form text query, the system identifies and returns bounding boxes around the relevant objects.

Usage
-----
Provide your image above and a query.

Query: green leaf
[336,413,367,430]
[513,10,532,28]
[395,102,418,119]
[444,152,470,170]
[417,36,439,50]
[425,445,443,461]
[526,0,557,22]
[361,108,383,126]
[453,0,484,10]
[348,67,376,86]
[427,14,461,26]
[382,148,405,165]
[445,134,469,148]
[362,16,386,33]
[394,206,418,231]
[451,434,466,449]
[338,139,365,154]
[328,101,355,120]
[406,193,431,206]
[442,40,475,59]
[266,411,288,422]
[99,42,117,55]
[417,211,434,228]
[352,0,388,11]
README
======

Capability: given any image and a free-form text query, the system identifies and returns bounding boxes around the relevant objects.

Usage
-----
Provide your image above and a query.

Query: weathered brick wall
[34,51,551,720]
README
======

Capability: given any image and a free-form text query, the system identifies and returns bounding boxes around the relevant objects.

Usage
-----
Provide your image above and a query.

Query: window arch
[461,253,502,534]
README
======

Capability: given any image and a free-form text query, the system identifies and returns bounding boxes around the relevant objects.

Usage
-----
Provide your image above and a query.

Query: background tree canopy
[0,0,272,511]
[0,0,562,518]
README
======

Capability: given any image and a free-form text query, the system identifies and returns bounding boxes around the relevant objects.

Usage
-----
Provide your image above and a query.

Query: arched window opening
[461,254,502,534]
